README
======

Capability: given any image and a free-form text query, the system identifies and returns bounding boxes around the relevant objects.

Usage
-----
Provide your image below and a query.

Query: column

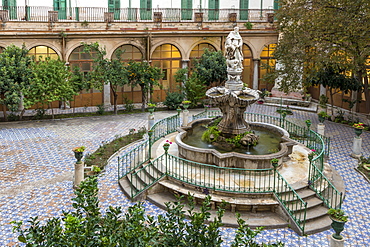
[252,59,259,90]
[103,83,111,106]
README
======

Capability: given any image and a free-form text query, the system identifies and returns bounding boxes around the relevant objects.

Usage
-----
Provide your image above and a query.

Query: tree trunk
[1,93,7,121]
[19,108,25,120]
[362,74,370,113]
[141,85,147,112]
[329,88,335,117]
[2,103,7,121]
[111,85,118,115]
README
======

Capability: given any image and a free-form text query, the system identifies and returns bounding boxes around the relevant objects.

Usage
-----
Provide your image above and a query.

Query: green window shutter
[3,0,17,19]
[208,0,219,20]
[240,0,249,20]
[140,0,152,20]
[274,0,279,10]
[181,0,192,20]
[108,0,120,20]
[53,0,67,19]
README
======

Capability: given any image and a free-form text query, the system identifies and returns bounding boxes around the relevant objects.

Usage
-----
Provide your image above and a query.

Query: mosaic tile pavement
[0,105,369,246]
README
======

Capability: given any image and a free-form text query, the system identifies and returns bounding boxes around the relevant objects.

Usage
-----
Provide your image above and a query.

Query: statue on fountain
[205,28,260,147]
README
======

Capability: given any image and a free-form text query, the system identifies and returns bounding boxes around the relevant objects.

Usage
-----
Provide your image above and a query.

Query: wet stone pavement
[0,105,369,246]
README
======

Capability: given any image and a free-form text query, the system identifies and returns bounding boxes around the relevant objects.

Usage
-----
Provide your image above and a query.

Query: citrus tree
[24,58,77,119]
[0,44,32,121]
[126,61,163,111]
[83,42,129,114]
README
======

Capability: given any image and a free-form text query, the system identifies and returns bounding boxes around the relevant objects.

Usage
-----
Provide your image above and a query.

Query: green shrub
[96,104,105,115]
[163,91,185,110]
[123,96,135,112]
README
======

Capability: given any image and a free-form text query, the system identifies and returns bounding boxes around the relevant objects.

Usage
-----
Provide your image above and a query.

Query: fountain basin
[176,119,297,169]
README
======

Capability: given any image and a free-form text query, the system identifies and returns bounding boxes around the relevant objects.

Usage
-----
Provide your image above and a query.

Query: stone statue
[225,27,243,72]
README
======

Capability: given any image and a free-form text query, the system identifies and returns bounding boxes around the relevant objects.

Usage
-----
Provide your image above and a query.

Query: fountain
[120,28,345,235]
[175,27,296,169]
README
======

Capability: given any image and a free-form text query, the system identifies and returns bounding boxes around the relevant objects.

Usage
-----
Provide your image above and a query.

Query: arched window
[189,43,216,69]
[68,46,101,107]
[242,44,253,88]
[112,44,144,104]
[259,44,276,91]
[69,45,97,72]
[112,44,143,61]
[28,46,59,61]
[152,44,182,101]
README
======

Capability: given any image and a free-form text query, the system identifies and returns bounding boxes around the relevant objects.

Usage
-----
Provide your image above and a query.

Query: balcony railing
[0,6,275,23]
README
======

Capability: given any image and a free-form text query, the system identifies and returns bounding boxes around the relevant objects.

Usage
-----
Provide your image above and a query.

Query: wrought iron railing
[118,109,341,234]
[117,140,149,180]
[274,170,307,233]
[0,6,275,23]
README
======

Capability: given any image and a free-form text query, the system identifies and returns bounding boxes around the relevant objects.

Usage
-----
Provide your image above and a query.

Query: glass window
[242,44,253,88]
[189,43,216,69]
[112,44,143,61]
[259,44,276,91]
[151,44,182,101]
[28,46,59,61]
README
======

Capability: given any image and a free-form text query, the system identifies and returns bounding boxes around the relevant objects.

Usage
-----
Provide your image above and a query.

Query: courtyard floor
[0,104,369,246]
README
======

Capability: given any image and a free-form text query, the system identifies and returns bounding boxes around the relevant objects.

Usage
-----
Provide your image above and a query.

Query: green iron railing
[118,109,341,234]
[274,169,307,233]
[166,154,275,193]
[117,140,149,180]
[150,111,181,144]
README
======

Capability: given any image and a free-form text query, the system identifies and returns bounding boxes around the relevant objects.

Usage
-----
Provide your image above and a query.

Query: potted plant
[86,165,101,176]
[147,103,156,113]
[327,208,348,240]
[318,111,329,123]
[182,100,191,109]
[353,122,364,137]
[72,146,86,164]
[305,119,312,129]
[270,158,279,168]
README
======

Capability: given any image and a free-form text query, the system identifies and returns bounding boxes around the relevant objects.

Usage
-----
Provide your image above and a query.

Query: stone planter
[147,107,155,114]
[330,217,346,240]
[318,116,326,123]
[74,151,84,164]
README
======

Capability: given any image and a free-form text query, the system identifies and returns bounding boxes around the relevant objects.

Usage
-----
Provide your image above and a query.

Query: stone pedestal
[330,235,345,247]
[351,137,362,158]
[148,113,155,130]
[317,123,325,136]
[74,162,84,188]
[182,109,189,126]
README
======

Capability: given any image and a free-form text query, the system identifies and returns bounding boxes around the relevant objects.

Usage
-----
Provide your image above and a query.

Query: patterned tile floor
[0,105,369,246]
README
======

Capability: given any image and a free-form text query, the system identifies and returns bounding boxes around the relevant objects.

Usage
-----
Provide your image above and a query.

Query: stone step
[303,215,332,235]
[147,191,289,229]
[159,179,279,213]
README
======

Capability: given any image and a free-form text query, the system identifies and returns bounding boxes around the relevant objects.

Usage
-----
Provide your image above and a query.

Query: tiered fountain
[175,27,296,169]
